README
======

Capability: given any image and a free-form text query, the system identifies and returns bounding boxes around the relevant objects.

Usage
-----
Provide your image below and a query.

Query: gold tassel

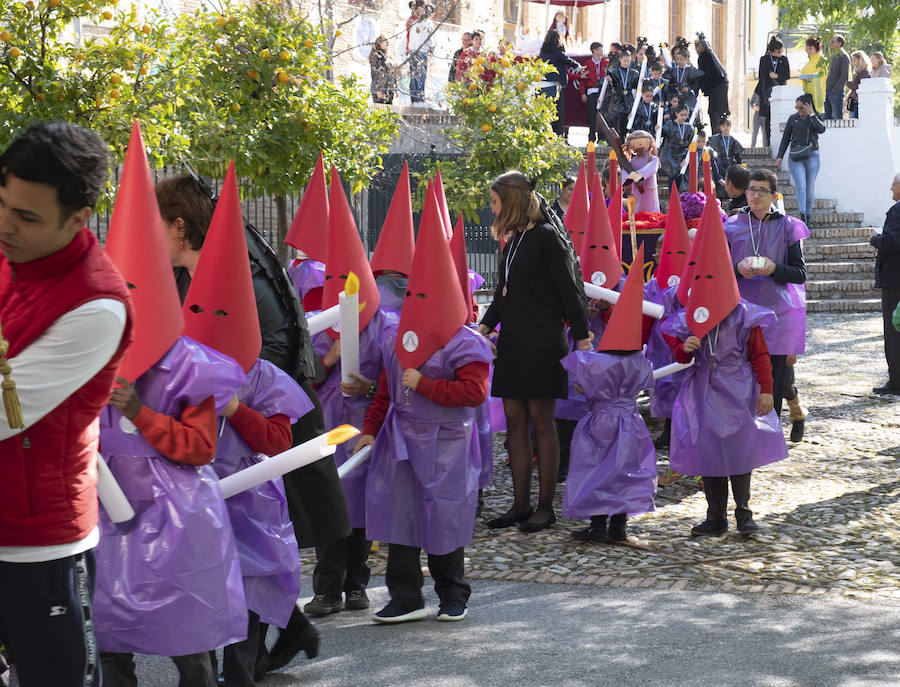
[0,324,24,430]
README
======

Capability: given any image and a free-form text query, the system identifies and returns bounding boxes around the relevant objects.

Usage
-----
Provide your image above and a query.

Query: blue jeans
[409,51,427,102]
[824,90,843,119]
[788,149,820,218]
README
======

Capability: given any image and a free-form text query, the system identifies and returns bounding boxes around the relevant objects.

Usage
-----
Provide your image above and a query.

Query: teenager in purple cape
[95,337,248,664]
[561,349,656,541]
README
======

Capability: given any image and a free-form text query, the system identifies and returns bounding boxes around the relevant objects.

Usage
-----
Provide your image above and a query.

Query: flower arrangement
[678,191,727,223]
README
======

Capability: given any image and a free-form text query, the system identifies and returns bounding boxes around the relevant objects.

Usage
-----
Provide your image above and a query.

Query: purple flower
[678,192,727,222]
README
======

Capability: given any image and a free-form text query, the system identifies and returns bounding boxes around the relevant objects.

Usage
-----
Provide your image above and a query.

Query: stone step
[783,198,836,210]
[803,241,877,259]
[807,298,881,313]
[805,226,876,241]
[804,211,865,226]
[806,279,879,296]
[743,147,772,156]
[807,260,875,278]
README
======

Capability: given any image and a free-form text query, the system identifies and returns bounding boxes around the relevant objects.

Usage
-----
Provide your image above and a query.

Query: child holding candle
[663,43,703,111]
[660,104,693,192]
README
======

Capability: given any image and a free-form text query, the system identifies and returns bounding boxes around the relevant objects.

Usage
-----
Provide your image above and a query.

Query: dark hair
[718,116,732,127]
[461,32,472,39]
[561,175,576,189]
[805,36,822,52]
[540,30,561,54]
[796,92,818,114]
[471,31,483,39]
[589,41,602,52]
[0,122,109,215]
[650,61,663,71]
[490,170,543,240]
[750,168,778,194]
[601,165,610,183]
[767,37,784,53]
[726,165,750,191]
[675,103,690,114]
[155,174,216,251]
[833,34,845,46]
[610,42,623,52]
[696,131,707,140]
[641,83,655,94]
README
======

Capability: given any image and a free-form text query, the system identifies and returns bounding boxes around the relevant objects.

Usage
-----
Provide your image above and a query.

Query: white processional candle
[626,58,648,131]
[583,281,665,319]
[306,304,341,337]
[652,359,695,380]
[96,453,135,523]
[218,424,360,499]
[339,289,360,397]
[337,445,373,479]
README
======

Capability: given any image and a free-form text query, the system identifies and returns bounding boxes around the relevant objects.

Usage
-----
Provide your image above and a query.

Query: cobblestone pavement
[317,313,900,601]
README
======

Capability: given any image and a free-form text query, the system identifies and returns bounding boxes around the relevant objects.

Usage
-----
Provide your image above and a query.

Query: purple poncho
[313,308,393,527]
[375,275,407,314]
[213,358,313,628]
[644,277,687,419]
[287,258,325,301]
[365,324,494,555]
[724,213,809,355]
[561,350,657,518]
[662,300,789,477]
[95,337,247,656]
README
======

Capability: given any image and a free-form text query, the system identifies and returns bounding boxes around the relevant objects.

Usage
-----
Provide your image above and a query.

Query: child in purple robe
[621,130,661,213]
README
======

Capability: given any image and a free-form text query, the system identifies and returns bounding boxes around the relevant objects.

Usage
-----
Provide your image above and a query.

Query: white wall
[770,79,899,227]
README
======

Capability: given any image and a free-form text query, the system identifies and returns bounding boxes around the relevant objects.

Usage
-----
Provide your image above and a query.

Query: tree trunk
[275,194,291,264]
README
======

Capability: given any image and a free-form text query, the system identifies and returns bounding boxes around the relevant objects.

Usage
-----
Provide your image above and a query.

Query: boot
[608,514,628,543]
[730,472,758,533]
[266,605,320,673]
[786,395,808,443]
[691,476,728,536]
[571,515,607,543]
[653,418,671,449]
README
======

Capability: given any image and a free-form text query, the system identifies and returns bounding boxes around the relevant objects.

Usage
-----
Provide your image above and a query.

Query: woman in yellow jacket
[798,36,826,112]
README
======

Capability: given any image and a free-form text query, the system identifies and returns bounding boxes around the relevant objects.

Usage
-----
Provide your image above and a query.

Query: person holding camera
[775,93,825,227]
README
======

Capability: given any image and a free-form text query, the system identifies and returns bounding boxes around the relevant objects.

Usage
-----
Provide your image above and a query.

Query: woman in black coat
[754,37,791,148]
[478,171,589,533]
[695,36,729,132]
[538,29,584,136]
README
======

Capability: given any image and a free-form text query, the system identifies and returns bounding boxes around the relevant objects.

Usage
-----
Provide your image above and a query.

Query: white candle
[339,289,360,397]
[306,304,341,336]
[652,359,694,380]
[626,58,648,131]
[337,445,372,479]
[218,424,360,499]
[96,453,135,523]
[583,281,665,319]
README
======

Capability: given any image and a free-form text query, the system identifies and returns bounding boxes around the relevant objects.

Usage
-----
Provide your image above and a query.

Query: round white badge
[402,330,419,352]
[693,306,710,323]
[119,416,138,435]
[667,275,680,287]
[591,271,606,286]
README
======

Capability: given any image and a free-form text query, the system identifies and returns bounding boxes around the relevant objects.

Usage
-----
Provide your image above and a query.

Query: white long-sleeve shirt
[407,18,433,54]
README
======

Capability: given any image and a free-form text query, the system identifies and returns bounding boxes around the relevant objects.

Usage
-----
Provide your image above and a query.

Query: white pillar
[859,77,895,130]
[857,77,897,225]
[768,84,803,161]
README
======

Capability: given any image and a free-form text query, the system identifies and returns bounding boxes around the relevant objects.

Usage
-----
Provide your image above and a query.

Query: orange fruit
[280,49,290,60]
[481,124,491,132]
[277,70,290,83]
[141,24,151,34]
[247,69,259,80]
[230,102,241,112]
[216,16,228,27]
[109,88,120,99]
[9,47,21,58]
[487,104,496,112]
[102,10,112,20]
[0,31,11,43]
[110,73,120,84]
[260,48,271,59]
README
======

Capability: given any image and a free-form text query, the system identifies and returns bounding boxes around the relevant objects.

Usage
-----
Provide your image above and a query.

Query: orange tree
[168,1,399,259]
[417,54,579,219]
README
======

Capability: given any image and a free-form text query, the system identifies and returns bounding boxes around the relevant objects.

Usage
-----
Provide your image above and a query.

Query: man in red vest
[0,122,132,687]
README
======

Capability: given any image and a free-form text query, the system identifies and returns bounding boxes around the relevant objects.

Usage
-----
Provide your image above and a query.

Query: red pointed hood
[182,161,261,372]
[598,244,645,352]
[564,161,589,251]
[449,213,474,324]
[103,120,184,382]
[395,185,468,369]
[683,202,740,339]
[322,166,380,338]
[434,169,454,238]
[656,185,691,289]
[371,161,415,276]
[677,192,711,305]
[285,151,329,261]
[580,174,623,290]
[607,179,623,258]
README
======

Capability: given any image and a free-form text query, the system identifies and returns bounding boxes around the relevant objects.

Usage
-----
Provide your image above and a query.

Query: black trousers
[0,551,100,687]
[701,472,752,523]
[210,611,261,687]
[881,287,900,386]
[386,544,470,609]
[586,92,600,141]
[556,419,578,480]
[783,363,797,403]
[313,527,371,596]
[770,354,788,415]
[102,651,216,687]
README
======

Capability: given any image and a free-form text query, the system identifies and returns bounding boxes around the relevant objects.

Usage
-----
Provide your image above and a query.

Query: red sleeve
[132,395,217,465]
[415,361,490,408]
[640,314,655,347]
[600,58,609,78]
[362,368,391,437]
[747,326,773,394]
[227,403,292,455]
[662,331,693,364]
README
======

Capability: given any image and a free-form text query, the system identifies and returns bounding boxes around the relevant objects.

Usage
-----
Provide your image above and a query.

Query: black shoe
[571,526,607,543]
[737,516,760,533]
[690,519,728,537]
[303,593,343,616]
[873,383,900,395]
[267,608,320,672]
[486,507,534,529]
[790,418,805,442]
[372,601,427,624]
[653,420,671,449]
[608,515,628,543]
[436,600,468,622]
[519,509,556,532]
[345,589,370,610]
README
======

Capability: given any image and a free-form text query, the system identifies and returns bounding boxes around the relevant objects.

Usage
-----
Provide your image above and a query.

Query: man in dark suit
[870,172,900,395]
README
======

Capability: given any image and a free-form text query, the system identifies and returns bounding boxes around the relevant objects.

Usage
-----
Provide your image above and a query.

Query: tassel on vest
[0,324,24,430]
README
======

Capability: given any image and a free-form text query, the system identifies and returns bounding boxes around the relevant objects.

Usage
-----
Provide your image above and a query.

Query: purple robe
[365,324,494,555]
[561,350,657,518]
[620,151,660,213]
[555,311,609,421]
[375,275,407,314]
[287,258,325,301]
[212,358,312,628]
[662,301,789,477]
[468,270,485,294]
[313,308,394,527]
[95,337,247,656]
[724,213,809,354]
[644,278,687,419]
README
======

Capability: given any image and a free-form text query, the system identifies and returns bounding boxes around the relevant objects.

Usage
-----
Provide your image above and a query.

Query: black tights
[502,398,559,517]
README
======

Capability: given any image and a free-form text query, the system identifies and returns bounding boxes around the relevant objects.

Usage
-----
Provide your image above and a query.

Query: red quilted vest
[0,228,133,546]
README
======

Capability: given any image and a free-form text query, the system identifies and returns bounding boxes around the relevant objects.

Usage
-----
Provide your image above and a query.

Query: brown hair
[155,174,215,251]
[490,171,542,241]
[805,36,821,52]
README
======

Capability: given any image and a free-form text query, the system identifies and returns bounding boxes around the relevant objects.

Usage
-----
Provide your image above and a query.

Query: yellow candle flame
[609,150,617,161]
[324,424,361,446]
[689,141,697,152]
[345,271,360,297]
[586,140,595,153]
[702,150,710,162]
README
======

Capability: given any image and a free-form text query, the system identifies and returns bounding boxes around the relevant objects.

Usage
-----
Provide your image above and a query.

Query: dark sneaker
[873,384,900,395]
[303,594,343,616]
[789,418,805,442]
[571,526,607,543]
[372,601,427,624]
[436,600,468,622]
[690,519,728,537]
[345,589,370,610]
[737,517,760,533]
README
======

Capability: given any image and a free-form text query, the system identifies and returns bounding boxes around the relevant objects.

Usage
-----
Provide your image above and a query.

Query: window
[504,0,519,25]
[620,0,636,45]
[711,0,725,59]
[668,0,684,47]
